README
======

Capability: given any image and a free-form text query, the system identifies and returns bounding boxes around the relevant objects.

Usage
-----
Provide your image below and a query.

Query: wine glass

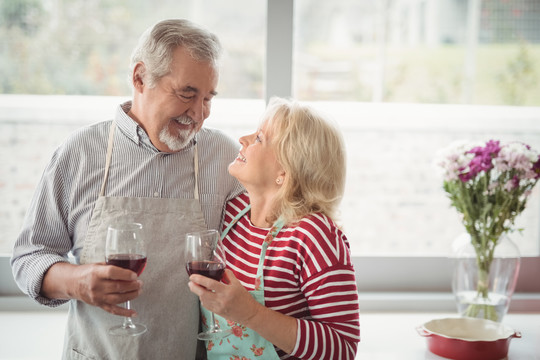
[185,229,232,340]
[105,222,148,336]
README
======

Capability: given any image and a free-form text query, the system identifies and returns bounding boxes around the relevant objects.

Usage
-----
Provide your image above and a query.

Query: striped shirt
[223,193,361,360]
[11,101,244,306]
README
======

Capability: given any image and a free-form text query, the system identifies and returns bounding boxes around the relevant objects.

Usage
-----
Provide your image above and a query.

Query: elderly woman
[188,97,360,359]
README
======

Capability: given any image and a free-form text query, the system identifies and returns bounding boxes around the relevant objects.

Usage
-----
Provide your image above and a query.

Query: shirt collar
[114,100,198,153]
[115,101,143,145]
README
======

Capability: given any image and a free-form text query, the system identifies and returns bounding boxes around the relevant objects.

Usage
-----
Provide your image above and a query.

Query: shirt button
[153,192,159,197]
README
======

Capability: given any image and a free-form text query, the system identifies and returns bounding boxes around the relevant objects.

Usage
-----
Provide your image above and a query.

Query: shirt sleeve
[288,216,361,359]
[10,146,73,307]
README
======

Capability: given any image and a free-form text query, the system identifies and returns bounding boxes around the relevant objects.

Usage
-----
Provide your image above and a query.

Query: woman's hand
[188,269,298,353]
[188,269,261,325]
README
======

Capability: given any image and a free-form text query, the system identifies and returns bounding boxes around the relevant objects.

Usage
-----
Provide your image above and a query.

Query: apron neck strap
[193,142,199,200]
[221,204,250,240]
[256,215,284,289]
[221,204,285,241]
[100,121,116,197]
[221,204,286,289]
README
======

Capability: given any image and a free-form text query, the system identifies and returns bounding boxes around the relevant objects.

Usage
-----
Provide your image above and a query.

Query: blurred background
[1,0,539,258]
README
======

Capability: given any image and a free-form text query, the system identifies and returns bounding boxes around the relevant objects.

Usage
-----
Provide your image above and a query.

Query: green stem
[476,262,490,299]
[462,254,498,321]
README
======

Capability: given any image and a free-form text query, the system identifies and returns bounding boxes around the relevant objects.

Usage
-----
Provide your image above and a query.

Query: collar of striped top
[221,204,285,244]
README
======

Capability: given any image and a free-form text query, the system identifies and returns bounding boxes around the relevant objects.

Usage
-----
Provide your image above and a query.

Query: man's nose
[188,97,205,123]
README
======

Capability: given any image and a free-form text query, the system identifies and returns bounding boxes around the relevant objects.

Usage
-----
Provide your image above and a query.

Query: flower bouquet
[438,139,540,321]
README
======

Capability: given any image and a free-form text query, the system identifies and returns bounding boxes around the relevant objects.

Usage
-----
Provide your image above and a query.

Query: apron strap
[221,205,251,240]
[99,121,116,197]
[255,217,285,286]
[193,143,200,201]
[220,204,286,289]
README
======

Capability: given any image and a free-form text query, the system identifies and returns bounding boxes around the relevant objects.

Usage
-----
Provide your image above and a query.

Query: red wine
[107,254,147,276]
[186,260,225,281]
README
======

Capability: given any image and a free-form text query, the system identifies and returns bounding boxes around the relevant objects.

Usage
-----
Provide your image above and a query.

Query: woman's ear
[275,170,286,185]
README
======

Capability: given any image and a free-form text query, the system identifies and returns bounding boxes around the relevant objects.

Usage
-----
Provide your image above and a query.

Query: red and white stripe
[222,193,360,360]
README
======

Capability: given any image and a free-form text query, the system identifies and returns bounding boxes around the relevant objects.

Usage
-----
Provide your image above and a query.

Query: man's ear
[132,62,146,92]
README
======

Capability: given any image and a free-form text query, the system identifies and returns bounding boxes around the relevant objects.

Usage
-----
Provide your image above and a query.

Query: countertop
[0,311,538,359]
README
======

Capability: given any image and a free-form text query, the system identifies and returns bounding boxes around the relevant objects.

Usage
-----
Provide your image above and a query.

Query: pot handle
[512,331,522,339]
[416,326,432,337]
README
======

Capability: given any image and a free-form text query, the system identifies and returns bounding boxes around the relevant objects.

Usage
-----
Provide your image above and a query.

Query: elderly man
[11,19,243,359]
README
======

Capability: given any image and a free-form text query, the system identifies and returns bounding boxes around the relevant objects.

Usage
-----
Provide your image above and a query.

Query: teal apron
[201,204,284,360]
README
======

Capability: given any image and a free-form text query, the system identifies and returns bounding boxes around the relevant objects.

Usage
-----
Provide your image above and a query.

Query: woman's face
[229,120,284,192]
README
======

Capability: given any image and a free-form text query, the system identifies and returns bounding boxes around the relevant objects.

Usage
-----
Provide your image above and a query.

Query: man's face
[134,46,219,152]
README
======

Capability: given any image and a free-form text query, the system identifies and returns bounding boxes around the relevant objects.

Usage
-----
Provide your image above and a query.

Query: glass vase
[452,233,520,322]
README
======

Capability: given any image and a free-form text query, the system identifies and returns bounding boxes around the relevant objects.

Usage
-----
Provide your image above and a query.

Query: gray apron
[63,122,207,359]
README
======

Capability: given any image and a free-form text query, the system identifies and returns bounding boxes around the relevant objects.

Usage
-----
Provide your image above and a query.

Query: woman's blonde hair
[264,97,346,225]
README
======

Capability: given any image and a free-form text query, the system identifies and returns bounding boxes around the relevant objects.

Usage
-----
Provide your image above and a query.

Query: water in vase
[455,291,509,322]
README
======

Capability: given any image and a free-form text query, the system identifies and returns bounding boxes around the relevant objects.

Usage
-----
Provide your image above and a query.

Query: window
[0,0,266,254]
[1,0,539,308]
[293,0,540,257]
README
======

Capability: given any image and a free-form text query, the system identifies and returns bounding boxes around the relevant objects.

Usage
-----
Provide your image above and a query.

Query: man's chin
[159,129,194,151]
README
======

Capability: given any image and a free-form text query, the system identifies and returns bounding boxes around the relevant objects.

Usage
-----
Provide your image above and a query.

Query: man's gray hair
[129,19,222,88]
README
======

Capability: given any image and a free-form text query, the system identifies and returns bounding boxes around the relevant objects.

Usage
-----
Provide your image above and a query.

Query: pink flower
[459,140,500,182]
[232,325,244,338]
[439,139,540,259]
[504,175,520,191]
[264,233,273,244]
[250,344,265,356]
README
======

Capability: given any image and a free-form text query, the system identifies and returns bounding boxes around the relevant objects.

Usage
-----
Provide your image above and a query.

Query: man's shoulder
[53,120,111,160]
[63,120,111,145]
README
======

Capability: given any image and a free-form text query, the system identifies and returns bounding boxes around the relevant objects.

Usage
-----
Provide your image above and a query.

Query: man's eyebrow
[181,86,218,97]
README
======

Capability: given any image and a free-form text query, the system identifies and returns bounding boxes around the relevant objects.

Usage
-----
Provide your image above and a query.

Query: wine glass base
[197,328,233,341]
[109,323,148,336]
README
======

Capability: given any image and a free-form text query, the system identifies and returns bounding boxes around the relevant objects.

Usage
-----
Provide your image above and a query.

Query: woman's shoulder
[293,213,345,239]
[284,213,351,263]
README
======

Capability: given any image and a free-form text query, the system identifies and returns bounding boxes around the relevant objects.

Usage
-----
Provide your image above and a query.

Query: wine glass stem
[209,311,220,331]
[122,301,135,329]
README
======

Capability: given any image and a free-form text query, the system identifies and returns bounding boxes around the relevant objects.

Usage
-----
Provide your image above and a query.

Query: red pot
[417,317,521,360]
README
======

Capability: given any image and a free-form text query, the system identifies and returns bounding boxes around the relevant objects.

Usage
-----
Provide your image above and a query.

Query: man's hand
[41,262,143,317]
